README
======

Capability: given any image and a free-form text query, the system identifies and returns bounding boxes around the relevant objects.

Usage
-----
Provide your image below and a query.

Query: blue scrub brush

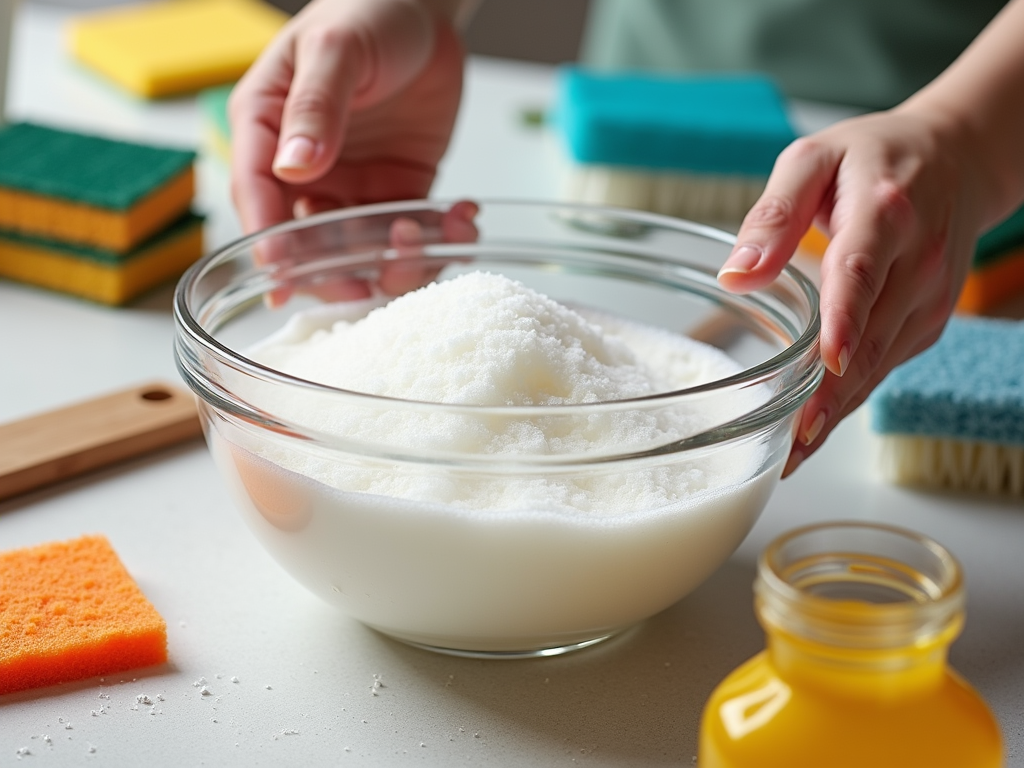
[554,67,797,225]
[869,317,1024,496]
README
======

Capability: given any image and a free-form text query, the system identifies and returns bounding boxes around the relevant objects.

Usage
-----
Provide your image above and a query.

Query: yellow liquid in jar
[699,643,1002,767]
[700,526,1003,768]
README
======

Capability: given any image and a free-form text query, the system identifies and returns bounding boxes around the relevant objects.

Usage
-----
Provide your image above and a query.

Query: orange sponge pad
[0,535,167,696]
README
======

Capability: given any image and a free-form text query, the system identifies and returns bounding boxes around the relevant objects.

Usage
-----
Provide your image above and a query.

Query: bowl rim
[174,199,822,422]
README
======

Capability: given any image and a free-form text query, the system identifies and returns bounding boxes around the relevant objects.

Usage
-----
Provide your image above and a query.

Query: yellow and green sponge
[0,122,204,304]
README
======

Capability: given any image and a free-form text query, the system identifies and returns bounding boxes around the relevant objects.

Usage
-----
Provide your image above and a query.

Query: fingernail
[718,245,764,278]
[273,136,318,171]
[837,344,850,377]
[800,409,826,446]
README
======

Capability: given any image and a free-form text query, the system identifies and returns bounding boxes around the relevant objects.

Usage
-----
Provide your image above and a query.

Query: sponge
[0,535,167,696]
[0,122,195,253]
[69,0,288,99]
[957,206,1024,313]
[0,212,204,305]
[869,317,1024,495]
[555,67,797,224]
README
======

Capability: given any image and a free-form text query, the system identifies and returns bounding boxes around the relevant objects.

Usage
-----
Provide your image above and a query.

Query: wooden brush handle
[0,381,203,501]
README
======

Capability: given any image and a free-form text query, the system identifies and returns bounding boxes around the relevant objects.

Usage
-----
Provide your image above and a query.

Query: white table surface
[2,4,1022,766]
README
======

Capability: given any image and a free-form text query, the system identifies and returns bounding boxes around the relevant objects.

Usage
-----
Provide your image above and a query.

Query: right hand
[229,0,467,236]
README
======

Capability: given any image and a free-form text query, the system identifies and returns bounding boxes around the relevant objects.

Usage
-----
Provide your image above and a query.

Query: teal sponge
[556,67,797,176]
[554,67,797,224]
[869,317,1023,495]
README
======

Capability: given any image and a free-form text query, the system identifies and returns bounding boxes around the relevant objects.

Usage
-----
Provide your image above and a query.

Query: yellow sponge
[69,0,288,99]
[0,213,204,305]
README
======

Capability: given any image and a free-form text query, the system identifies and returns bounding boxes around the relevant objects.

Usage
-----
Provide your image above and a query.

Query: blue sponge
[554,67,798,224]
[556,67,797,176]
[869,317,1023,495]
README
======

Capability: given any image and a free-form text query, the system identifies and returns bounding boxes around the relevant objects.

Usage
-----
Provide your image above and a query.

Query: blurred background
[31,0,593,64]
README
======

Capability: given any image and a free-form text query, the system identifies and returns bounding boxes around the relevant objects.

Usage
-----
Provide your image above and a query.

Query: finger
[294,195,341,219]
[441,200,480,244]
[816,178,918,377]
[379,217,431,296]
[272,27,369,184]
[379,202,479,295]
[718,137,842,293]
[785,293,947,476]
[229,46,296,234]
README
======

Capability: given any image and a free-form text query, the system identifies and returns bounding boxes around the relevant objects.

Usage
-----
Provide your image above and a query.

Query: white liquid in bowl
[210,434,780,652]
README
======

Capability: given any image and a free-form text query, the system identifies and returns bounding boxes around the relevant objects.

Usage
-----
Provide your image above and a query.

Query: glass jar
[699,521,1002,767]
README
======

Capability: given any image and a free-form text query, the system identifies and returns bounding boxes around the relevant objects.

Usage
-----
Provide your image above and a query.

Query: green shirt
[582,0,1006,109]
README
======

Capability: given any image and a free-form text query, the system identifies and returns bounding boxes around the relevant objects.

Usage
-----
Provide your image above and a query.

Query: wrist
[897,92,1017,231]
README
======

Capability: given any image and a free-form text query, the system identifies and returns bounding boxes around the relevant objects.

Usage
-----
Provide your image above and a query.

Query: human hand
[229,0,466,235]
[717,105,991,476]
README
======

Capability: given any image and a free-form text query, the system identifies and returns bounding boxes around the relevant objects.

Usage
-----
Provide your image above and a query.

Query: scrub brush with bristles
[554,68,797,226]
[869,317,1024,496]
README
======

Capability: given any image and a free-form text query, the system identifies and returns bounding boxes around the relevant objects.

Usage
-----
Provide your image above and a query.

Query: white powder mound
[256,271,739,404]
[247,271,766,515]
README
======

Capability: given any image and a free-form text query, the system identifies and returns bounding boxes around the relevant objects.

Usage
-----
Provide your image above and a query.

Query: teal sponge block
[0,122,194,210]
[556,67,797,176]
[870,318,1024,446]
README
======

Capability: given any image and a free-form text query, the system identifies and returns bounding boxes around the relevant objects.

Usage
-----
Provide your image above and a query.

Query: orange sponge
[0,535,167,696]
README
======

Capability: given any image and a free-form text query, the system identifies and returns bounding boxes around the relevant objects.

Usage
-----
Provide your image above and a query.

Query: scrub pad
[0,122,195,253]
[869,317,1024,495]
[0,535,167,696]
[957,206,1024,313]
[0,212,204,305]
[69,0,287,99]
[555,67,797,224]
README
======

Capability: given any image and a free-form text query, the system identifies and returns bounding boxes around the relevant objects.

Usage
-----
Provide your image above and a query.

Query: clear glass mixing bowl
[174,200,821,658]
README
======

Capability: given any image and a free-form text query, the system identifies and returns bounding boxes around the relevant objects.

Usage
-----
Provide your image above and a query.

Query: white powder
[247,272,763,516]
[256,271,736,404]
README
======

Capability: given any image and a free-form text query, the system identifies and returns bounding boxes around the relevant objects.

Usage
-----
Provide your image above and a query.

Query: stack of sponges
[958,206,1024,313]
[0,122,203,305]
[69,0,287,99]
[0,535,167,695]
[869,317,1023,496]
[555,67,797,225]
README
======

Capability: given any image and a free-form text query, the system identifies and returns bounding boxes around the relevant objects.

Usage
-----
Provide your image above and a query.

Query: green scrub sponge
[0,122,195,253]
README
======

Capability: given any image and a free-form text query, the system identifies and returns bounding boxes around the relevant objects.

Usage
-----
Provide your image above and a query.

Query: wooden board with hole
[0,381,203,501]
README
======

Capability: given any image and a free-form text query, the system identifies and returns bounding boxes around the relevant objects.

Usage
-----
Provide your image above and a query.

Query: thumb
[718,138,841,293]
[271,28,370,184]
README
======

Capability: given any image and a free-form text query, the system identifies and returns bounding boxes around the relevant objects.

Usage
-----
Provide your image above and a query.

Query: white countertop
[2,4,1022,766]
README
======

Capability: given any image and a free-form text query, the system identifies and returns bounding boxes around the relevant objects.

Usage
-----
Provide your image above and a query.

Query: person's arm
[229,0,475,235]
[717,0,1024,474]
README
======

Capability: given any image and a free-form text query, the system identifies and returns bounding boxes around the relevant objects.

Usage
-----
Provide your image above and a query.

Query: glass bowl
[174,200,821,658]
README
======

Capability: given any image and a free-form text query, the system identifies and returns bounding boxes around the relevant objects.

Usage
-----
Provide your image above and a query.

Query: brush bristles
[876,434,1024,496]
[565,166,767,224]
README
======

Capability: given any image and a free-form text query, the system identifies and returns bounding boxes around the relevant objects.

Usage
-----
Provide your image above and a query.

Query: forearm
[902,0,1024,227]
